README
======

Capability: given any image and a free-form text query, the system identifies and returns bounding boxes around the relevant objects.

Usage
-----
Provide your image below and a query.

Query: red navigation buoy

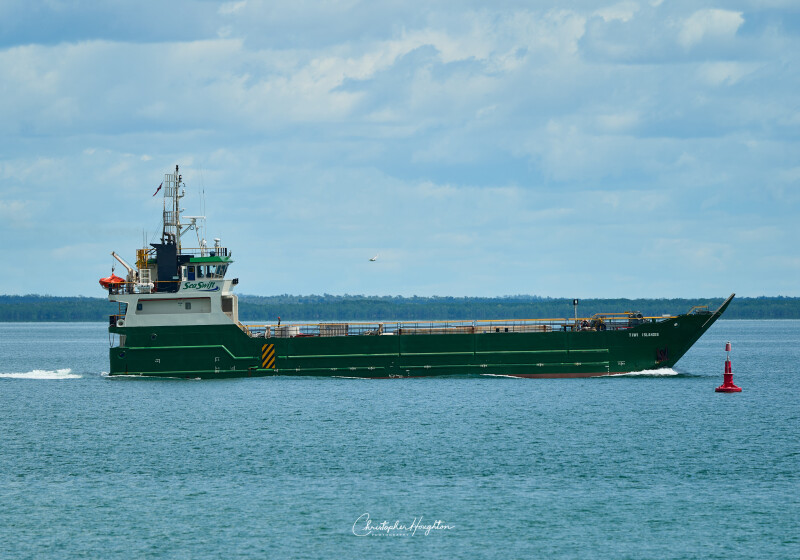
[715,341,741,393]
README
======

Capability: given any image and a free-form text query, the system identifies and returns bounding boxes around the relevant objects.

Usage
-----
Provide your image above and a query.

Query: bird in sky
[369,254,378,262]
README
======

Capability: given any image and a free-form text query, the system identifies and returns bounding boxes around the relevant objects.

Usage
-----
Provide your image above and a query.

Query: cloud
[0,199,32,226]
[0,1,797,297]
[594,2,639,23]
[219,1,247,16]
[678,9,744,49]
[51,243,105,261]
[697,61,757,86]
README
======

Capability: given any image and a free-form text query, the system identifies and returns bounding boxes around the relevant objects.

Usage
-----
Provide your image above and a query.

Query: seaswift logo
[182,281,219,291]
[352,513,454,537]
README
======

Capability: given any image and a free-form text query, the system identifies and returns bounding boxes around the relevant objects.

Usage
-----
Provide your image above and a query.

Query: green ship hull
[108,295,733,379]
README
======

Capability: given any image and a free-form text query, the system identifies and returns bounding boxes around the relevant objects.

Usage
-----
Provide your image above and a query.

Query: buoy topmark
[716,340,742,393]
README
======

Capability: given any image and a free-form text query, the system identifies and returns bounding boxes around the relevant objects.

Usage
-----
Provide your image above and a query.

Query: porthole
[151,333,157,340]
[118,351,126,358]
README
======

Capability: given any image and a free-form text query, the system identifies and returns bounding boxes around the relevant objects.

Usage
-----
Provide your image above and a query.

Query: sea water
[0,321,797,559]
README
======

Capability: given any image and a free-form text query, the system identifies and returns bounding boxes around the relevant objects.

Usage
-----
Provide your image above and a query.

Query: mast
[149,165,186,293]
[161,165,185,250]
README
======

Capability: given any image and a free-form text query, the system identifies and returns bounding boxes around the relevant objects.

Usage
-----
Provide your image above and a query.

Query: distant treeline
[1,294,799,322]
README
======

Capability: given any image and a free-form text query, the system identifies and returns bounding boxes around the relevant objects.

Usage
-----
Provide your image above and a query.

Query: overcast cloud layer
[1,0,798,298]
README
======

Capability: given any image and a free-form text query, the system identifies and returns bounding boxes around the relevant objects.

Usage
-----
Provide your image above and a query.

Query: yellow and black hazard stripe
[261,344,276,369]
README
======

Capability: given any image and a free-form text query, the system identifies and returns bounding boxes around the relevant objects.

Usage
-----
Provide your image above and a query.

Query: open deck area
[244,313,680,339]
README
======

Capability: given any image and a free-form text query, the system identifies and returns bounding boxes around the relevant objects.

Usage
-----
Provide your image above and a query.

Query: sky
[1,0,798,298]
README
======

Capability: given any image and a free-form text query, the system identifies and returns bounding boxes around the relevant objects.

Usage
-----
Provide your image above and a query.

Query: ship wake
[0,368,82,379]
[606,368,679,377]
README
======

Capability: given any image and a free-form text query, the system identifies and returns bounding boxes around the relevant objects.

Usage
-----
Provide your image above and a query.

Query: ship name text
[182,281,219,291]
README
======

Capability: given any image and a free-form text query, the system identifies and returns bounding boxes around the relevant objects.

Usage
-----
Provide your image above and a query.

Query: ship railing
[246,319,561,338]
[131,247,231,266]
[687,305,712,314]
[107,281,187,295]
[576,313,678,331]
[245,314,679,338]
[107,282,135,295]
[178,247,230,258]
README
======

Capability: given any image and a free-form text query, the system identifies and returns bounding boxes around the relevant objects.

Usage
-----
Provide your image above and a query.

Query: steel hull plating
[108,304,728,379]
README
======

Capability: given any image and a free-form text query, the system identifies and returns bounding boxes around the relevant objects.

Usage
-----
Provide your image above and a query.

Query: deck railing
[107,281,177,295]
[179,247,230,258]
[245,315,676,339]
[106,280,206,295]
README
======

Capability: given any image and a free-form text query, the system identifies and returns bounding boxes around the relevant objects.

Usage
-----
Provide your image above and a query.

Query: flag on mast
[152,182,163,196]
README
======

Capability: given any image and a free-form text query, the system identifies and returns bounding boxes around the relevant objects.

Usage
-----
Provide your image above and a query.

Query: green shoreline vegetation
[1,294,799,322]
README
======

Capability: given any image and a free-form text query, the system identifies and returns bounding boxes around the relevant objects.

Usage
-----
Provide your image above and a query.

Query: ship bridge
[179,249,233,285]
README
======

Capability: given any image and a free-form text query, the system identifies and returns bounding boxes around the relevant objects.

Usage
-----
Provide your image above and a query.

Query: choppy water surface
[1,321,798,559]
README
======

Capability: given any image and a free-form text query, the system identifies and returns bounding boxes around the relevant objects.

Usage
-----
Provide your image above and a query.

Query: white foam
[607,367,679,377]
[0,368,82,379]
[480,373,520,378]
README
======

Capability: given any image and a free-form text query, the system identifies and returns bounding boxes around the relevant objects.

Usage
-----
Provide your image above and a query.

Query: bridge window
[208,264,228,278]
[191,263,228,278]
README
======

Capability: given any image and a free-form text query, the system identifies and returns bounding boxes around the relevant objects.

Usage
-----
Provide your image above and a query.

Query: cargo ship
[104,166,733,379]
